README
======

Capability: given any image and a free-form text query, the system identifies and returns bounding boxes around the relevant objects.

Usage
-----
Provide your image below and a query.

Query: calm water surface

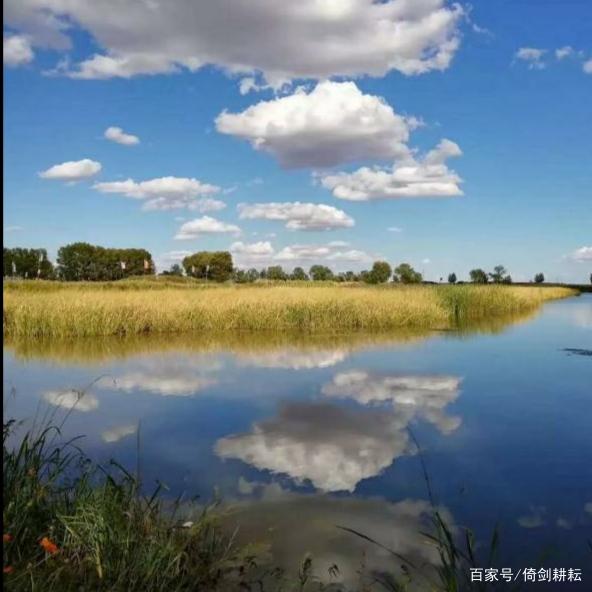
[4,295,592,587]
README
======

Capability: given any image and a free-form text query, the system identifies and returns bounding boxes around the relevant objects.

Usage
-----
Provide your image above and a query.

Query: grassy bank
[3,283,576,338]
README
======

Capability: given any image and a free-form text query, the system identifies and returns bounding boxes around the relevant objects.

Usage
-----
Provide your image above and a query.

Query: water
[4,295,592,587]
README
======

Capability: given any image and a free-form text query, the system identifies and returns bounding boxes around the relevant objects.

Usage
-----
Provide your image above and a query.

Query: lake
[4,294,591,588]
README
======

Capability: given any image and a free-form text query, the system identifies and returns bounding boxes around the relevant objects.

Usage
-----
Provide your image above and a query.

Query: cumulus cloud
[101,423,137,443]
[3,33,34,66]
[39,158,102,181]
[216,401,411,492]
[105,357,219,397]
[274,244,371,264]
[230,241,275,267]
[569,246,592,262]
[230,239,372,269]
[584,59,592,74]
[216,372,461,491]
[239,348,348,370]
[4,1,464,82]
[94,176,224,211]
[43,389,99,412]
[555,46,574,60]
[217,81,416,168]
[174,216,240,240]
[322,371,462,434]
[515,47,547,70]
[320,139,462,201]
[104,126,140,146]
[238,201,354,231]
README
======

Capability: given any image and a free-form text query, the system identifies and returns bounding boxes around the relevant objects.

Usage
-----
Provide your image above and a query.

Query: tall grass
[3,284,576,339]
[2,418,274,591]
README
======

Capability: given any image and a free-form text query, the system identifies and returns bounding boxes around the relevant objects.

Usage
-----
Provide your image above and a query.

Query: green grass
[3,283,576,339]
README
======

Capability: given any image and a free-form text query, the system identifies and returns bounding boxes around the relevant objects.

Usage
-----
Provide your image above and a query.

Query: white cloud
[515,47,546,70]
[4,225,23,233]
[583,59,592,74]
[585,502,592,515]
[320,139,462,201]
[174,216,241,240]
[238,201,354,231]
[3,33,34,66]
[112,372,215,396]
[322,371,462,434]
[104,126,140,146]
[94,176,224,211]
[216,81,415,168]
[555,46,574,60]
[274,244,370,264]
[569,246,592,262]
[388,226,403,233]
[39,158,102,181]
[230,241,275,267]
[216,401,411,492]
[216,372,461,492]
[43,389,99,412]
[239,348,348,370]
[101,423,137,443]
[230,239,372,269]
[4,1,464,82]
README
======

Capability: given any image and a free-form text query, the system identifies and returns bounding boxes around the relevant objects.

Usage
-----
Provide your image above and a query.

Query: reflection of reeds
[3,284,575,339]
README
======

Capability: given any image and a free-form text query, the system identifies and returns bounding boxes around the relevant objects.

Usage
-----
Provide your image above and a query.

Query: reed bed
[3,284,575,339]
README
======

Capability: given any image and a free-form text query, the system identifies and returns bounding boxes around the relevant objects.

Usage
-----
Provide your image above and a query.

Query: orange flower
[3,534,12,543]
[3,566,14,574]
[39,537,59,555]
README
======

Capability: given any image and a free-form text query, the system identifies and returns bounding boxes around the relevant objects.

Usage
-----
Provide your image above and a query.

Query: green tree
[56,243,154,281]
[266,265,288,281]
[393,263,423,284]
[365,261,392,284]
[534,273,544,284]
[448,273,457,284]
[182,251,233,282]
[290,267,309,281]
[469,268,489,284]
[489,265,511,284]
[309,265,334,281]
[246,268,259,283]
[3,248,54,279]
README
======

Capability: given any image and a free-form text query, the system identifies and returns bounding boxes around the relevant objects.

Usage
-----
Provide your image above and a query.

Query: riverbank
[3,283,577,338]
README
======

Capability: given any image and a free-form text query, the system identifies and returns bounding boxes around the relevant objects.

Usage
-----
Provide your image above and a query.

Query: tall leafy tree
[469,269,489,284]
[309,265,334,281]
[393,263,423,284]
[290,267,309,281]
[365,261,392,284]
[182,251,233,282]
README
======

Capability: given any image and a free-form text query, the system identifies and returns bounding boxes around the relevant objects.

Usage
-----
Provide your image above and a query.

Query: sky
[3,0,591,282]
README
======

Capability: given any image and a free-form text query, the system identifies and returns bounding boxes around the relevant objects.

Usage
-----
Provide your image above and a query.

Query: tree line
[4,243,154,281]
[4,245,577,285]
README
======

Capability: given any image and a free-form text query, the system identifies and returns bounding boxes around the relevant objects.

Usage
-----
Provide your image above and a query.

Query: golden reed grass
[3,282,576,339]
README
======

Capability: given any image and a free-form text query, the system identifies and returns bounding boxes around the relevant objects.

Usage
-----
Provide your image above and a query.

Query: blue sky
[3,0,591,282]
